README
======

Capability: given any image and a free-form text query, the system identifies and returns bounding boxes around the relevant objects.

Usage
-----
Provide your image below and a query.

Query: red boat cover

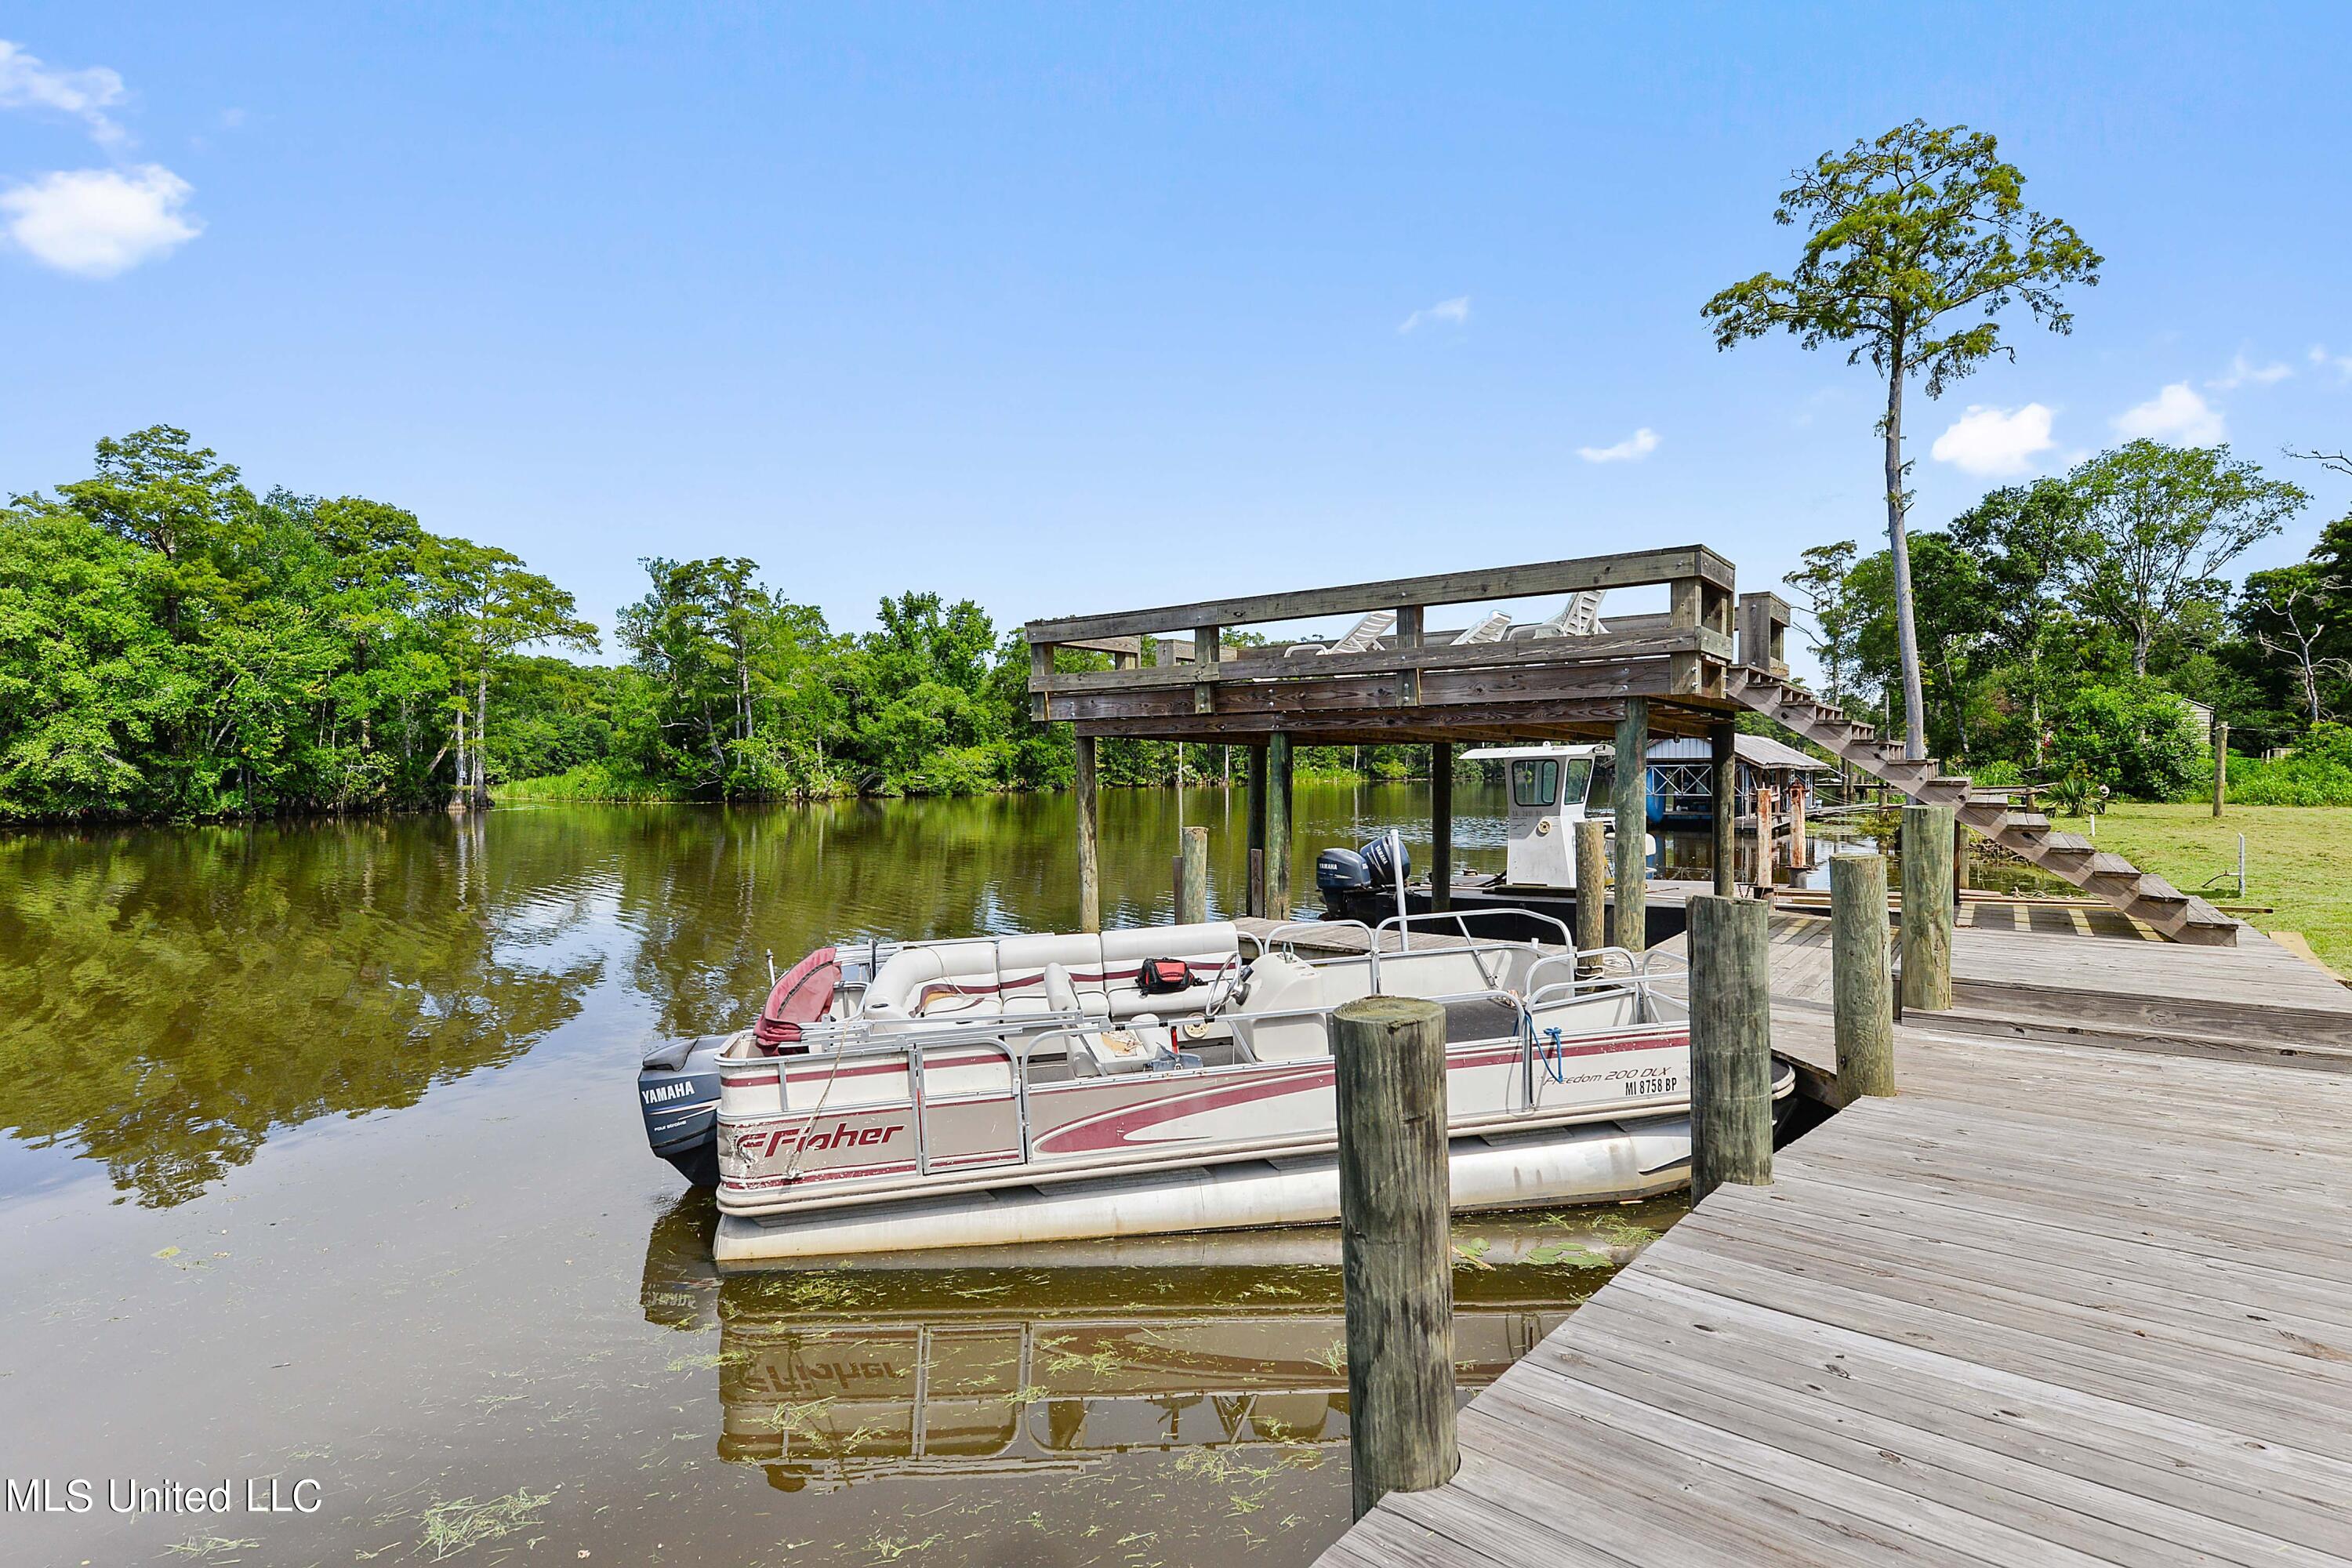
[754,946,840,1053]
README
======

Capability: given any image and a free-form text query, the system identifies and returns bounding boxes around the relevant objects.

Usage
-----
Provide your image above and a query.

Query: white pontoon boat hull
[710,1100,1781,1265]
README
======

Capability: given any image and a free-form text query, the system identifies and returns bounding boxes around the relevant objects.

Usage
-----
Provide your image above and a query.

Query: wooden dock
[1318,911,2352,1568]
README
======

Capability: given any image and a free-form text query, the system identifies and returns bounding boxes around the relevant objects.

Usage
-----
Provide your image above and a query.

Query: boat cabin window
[1508,756,1594,809]
[1511,758,1559,808]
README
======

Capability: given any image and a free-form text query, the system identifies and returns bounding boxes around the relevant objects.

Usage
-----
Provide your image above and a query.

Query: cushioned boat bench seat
[859,923,1243,1027]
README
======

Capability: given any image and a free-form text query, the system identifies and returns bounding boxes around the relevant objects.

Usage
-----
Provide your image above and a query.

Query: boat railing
[1375,907,1571,993]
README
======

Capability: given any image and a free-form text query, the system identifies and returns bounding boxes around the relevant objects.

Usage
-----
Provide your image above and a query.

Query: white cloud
[1397,296,1469,334]
[2207,351,2292,390]
[1929,403,2056,477]
[2312,345,2352,384]
[2111,382,2225,445]
[0,39,128,147]
[2,165,201,277]
[1577,427,1659,463]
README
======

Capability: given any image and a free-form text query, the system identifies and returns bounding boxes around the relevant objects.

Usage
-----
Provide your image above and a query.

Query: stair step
[2179,896,2239,930]
[2035,832,2093,856]
[2131,874,2189,907]
[1997,811,2051,835]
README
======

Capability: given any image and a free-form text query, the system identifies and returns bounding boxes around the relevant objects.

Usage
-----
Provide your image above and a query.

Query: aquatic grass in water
[416,1486,555,1559]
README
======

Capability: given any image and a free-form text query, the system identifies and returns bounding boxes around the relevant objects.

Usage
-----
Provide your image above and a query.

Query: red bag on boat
[755,947,840,1054]
[1136,957,1193,995]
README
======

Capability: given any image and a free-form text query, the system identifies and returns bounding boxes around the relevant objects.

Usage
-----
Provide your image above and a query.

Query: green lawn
[2058,803,2352,978]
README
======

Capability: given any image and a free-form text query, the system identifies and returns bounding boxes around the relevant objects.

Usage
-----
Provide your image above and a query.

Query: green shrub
[2228,753,2352,807]
[2044,684,2204,802]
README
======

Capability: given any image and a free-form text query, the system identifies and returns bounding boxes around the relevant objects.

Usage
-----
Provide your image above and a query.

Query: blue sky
[5,4,2349,662]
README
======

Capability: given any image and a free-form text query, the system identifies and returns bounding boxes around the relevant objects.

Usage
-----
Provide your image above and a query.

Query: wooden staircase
[1730,666,2240,946]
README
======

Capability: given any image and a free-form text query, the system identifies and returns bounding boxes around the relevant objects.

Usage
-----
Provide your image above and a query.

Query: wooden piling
[1430,743,1453,913]
[1709,720,1736,898]
[1830,854,1896,1100]
[1952,824,1971,905]
[1267,733,1294,918]
[1901,804,1954,1012]
[1574,818,1608,960]
[1178,826,1208,925]
[1330,996,1458,1520]
[1687,894,1773,1202]
[2213,721,2229,818]
[1076,733,1102,933]
[1246,742,1269,917]
[1612,698,1649,950]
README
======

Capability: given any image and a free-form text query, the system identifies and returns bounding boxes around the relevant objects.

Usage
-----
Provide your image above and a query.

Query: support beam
[1901,804,1955,1011]
[1709,720,1736,898]
[1612,698,1649,949]
[1178,826,1209,925]
[1075,734,1102,933]
[1267,733,1294,918]
[1331,996,1458,1520]
[1688,894,1773,1203]
[1429,743,1453,913]
[1831,854,1896,1101]
[1574,818,1607,966]
[1246,742,1269,918]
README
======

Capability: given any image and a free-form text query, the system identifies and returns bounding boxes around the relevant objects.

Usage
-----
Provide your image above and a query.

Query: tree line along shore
[1,424,2345,827]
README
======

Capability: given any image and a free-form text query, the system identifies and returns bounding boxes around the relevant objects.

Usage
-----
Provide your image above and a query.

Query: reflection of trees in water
[0,816,604,1207]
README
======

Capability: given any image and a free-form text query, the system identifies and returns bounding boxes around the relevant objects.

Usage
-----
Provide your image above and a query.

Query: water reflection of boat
[673,1205,1668,1494]
[639,916,1785,1265]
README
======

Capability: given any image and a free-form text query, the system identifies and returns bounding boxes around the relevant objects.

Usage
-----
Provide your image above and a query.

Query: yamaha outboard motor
[1359,834,1410,890]
[639,1035,728,1187]
[1316,846,1370,895]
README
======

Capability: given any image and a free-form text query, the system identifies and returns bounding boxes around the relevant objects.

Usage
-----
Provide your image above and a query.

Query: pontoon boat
[637,912,1789,1264]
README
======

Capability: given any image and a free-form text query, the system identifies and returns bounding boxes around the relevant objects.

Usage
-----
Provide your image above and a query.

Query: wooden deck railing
[1023,546,1740,735]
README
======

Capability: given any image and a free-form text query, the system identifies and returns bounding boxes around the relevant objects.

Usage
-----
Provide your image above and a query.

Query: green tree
[1782,541,1860,703]
[1704,121,2100,760]
[1947,477,2089,768]
[419,538,598,810]
[2065,441,2304,678]
[2238,561,2349,728]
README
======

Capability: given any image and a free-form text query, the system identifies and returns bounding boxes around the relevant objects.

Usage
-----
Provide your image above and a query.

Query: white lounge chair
[1286,608,1396,657]
[1508,590,1607,640]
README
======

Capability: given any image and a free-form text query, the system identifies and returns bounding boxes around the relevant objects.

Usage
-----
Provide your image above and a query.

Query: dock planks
[1317,906,2352,1567]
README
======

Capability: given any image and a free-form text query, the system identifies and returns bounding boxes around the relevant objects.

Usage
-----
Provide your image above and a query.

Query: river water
[0,783,1680,1567]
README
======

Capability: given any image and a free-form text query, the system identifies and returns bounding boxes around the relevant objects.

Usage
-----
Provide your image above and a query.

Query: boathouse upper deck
[1023,546,1787,746]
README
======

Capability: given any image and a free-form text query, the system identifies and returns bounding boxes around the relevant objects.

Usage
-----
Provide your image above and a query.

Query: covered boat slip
[1022,545,1795,930]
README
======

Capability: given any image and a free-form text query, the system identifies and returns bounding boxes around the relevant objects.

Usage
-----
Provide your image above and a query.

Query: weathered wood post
[1247,742,1269,917]
[1429,742,1453,913]
[1178,825,1209,925]
[1788,779,1809,869]
[1755,783,1776,880]
[2213,721,2229,818]
[1267,733,1294,918]
[1952,824,1971,906]
[1331,996,1457,1520]
[1687,895,1773,1201]
[1900,804,1954,1012]
[1612,698,1649,949]
[1075,734,1102,932]
[1830,853,1896,1100]
[1709,720,1737,898]
[1574,818,1608,963]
